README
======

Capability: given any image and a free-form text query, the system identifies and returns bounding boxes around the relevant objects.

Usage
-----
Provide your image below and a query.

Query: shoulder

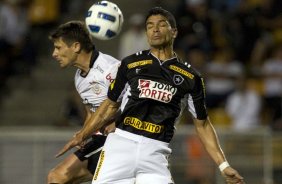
[98,52,121,66]
[171,60,203,80]
[122,50,151,63]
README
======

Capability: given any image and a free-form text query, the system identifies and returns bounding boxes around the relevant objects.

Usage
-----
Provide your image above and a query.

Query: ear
[72,42,81,53]
[172,28,178,39]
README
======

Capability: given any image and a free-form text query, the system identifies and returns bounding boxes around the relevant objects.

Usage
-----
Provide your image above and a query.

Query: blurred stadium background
[0,0,281,183]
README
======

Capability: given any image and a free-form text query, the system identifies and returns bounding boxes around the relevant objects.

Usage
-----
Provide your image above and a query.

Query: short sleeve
[187,76,208,120]
[107,60,128,102]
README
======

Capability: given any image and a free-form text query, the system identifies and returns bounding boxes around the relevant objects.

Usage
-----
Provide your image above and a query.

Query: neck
[74,51,92,74]
[150,46,174,61]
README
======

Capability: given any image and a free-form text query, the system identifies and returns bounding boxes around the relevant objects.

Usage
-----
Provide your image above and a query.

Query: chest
[126,60,195,102]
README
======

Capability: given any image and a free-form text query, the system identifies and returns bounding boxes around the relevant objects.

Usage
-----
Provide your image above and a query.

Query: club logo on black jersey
[138,79,177,103]
[173,75,184,85]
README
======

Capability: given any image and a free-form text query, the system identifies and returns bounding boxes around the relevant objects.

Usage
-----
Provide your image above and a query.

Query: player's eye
[159,22,167,27]
[146,23,154,30]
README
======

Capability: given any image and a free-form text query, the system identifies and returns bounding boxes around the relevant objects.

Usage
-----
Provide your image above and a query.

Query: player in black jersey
[57,8,245,184]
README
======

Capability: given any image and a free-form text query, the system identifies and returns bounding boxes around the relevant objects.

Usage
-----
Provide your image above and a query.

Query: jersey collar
[148,50,181,64]
[80,49,99,78]
[89,49,100,68]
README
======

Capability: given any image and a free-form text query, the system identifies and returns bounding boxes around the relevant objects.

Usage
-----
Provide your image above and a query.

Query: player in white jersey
[47,21,120,184]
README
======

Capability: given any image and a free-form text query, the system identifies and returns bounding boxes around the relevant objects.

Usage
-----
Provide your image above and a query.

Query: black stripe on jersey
[80,49,100,78]
[89,49,100,68]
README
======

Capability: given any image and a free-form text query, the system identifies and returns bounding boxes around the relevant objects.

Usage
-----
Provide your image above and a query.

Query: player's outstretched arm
[79,98,120,139]
[55,98,119,157]
[193,117,244,184]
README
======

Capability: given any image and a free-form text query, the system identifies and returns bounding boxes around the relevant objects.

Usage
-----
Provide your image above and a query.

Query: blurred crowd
[0,0,281,131]
[0,0,66,100]
[0,0,37,95]
[166,0,282,132]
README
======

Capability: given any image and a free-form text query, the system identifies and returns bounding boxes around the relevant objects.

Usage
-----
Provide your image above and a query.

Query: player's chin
[150,41,168,48]
[59,64,66,68]
[59,62,69,68]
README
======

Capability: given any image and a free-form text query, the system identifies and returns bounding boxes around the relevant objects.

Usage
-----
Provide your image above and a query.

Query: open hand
[55,134,83,158]
[221,167,245,184]
[73,131,87,149]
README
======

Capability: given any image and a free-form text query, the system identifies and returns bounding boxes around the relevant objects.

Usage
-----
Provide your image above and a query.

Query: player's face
[145,15,177,48]
[52,38,77,68]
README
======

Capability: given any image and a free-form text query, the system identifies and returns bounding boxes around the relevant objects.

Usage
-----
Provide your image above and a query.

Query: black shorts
[74,134,107,174]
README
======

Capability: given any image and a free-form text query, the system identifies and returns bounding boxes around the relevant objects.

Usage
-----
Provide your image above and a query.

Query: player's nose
[153,24,160,32]
[52,50,58,58]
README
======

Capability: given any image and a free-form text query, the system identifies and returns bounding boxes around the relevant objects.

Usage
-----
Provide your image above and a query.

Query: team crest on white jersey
[90,81,102,95]
[138,79,177,103]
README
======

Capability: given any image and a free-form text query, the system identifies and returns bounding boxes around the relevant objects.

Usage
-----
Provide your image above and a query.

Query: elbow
[193,117,209,128]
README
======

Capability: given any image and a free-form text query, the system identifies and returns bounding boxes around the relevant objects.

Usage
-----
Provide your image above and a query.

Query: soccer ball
[85,1,124,40]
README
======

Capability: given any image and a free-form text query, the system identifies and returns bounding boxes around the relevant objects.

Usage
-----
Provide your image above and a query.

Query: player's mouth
[55,57,62,63]
[152,35,161,40]
[55,58,63,65]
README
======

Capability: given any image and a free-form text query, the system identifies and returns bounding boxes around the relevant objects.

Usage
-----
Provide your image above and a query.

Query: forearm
[78,99,119,140]
[81,106,92,130]
[194,117,226,165]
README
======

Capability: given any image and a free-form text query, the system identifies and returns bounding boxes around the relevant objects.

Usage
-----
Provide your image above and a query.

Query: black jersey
[108,50,207,143]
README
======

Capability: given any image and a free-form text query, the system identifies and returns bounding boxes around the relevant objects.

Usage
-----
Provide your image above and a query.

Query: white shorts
[92,128,174,184]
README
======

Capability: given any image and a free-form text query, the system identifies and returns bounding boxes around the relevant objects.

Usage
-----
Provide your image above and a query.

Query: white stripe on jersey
[120,84,130,112]
[187,94,197,119]
[75,52,120,112]
[84,146,104,158]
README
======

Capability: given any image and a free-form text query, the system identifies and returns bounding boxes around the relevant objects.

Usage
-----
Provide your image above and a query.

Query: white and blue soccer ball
[85,1,124,40]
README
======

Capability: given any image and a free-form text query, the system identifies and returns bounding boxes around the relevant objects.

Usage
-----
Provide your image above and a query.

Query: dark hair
[49,21,94,52]
[145,7,177,29]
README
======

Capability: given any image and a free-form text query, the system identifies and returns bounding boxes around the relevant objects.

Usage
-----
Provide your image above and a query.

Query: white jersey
[75,51,120,112]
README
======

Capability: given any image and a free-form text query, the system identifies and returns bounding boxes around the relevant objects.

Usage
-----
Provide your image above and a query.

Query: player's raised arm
[79,98,120,140]
[56,98,119,157]
[193,117,244,184]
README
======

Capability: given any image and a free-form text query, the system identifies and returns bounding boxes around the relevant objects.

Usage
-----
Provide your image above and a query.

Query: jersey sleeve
[107,60,128,102]
[187,75,208,120]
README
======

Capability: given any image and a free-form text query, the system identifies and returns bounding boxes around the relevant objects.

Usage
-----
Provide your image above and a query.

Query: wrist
[219,161,230,172]
[76,131,86,141]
